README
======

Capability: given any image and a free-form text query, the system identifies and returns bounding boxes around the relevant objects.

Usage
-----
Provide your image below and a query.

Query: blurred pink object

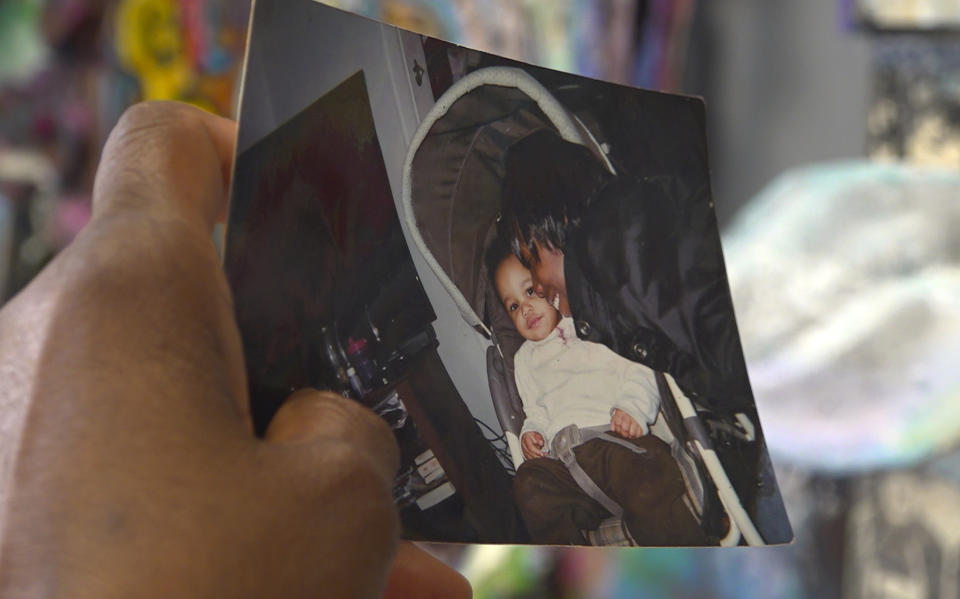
[51,195,90,247]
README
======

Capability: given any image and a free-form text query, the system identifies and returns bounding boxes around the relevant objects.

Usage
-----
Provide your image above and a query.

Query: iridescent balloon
[724,161,960,472]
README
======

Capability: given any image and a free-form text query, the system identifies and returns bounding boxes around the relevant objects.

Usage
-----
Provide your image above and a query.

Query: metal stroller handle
[662,373,766,546]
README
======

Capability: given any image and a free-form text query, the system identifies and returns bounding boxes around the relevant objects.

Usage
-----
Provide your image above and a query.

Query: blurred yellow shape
[115,0,192,101]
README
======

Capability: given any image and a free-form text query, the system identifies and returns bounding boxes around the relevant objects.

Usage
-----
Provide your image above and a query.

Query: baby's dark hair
[500,129,611,266]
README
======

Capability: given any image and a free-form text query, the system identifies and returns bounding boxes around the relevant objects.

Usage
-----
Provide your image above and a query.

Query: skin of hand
[0,101,470,599]
[610,408,644,439]
[520,431,546,460]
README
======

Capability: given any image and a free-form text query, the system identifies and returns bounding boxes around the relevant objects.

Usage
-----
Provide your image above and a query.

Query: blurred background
[2,0,959,596]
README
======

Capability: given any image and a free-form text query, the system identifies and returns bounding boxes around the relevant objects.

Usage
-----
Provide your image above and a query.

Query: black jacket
[564,174,754,413]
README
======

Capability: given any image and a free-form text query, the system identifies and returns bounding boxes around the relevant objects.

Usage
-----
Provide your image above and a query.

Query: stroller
[400,66,764,546]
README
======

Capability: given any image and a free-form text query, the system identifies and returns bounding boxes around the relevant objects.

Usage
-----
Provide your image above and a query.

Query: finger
[265,388,400,485]
[383,543,472,599]
[93,101,237,235]
[20,102,250,434]
[629,421,640,438]
[261,389,402,597]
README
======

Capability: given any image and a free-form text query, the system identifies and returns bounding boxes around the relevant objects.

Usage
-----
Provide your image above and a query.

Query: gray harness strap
[597,431,649,455]
[550,425,647,518]
[558,447,624,518]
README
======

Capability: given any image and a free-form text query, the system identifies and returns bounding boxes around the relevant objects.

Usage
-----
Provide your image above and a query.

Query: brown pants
[513,434,710,546]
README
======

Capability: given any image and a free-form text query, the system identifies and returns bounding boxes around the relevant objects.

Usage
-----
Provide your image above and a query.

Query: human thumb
[264,388,399,481]
[263,390,471,598]
[258,388,400,598]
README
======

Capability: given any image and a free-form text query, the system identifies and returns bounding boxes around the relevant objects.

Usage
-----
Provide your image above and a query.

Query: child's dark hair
[500,129,611,266]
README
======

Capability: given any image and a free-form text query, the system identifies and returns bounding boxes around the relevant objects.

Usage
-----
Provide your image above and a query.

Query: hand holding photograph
[224,0,793,546]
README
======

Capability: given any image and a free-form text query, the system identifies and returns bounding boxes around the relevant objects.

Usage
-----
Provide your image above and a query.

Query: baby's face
[495,255,560,342]
[518,240,569,316]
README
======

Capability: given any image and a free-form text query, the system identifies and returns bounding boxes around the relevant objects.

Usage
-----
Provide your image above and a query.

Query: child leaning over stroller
[487,237,709,546]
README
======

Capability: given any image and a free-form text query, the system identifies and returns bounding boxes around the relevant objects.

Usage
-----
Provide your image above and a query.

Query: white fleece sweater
[514,317,660,447]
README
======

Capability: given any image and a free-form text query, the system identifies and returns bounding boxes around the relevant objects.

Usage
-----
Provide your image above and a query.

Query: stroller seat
[484,283,722,546]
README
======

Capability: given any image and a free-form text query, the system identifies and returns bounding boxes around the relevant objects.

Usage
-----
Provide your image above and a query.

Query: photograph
[223,0,793,546]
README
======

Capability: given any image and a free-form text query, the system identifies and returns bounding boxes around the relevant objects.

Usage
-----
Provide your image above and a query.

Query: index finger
[93,101,237,235]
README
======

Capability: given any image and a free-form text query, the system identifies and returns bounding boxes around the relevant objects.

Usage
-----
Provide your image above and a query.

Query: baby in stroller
[486,237,710,546]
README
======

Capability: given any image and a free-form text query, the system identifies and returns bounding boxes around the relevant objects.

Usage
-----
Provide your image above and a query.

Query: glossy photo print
[223,0,793,546]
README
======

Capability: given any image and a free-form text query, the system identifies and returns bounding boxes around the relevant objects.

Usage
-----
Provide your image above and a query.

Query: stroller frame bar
[664,375,765,546]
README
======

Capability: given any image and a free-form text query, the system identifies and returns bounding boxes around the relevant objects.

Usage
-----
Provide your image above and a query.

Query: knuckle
[109,101,210,161]
[118,100,194,129]
[114,101,185,140]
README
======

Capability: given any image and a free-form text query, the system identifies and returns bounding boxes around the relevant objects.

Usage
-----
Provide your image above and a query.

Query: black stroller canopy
[402,67,614,335]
